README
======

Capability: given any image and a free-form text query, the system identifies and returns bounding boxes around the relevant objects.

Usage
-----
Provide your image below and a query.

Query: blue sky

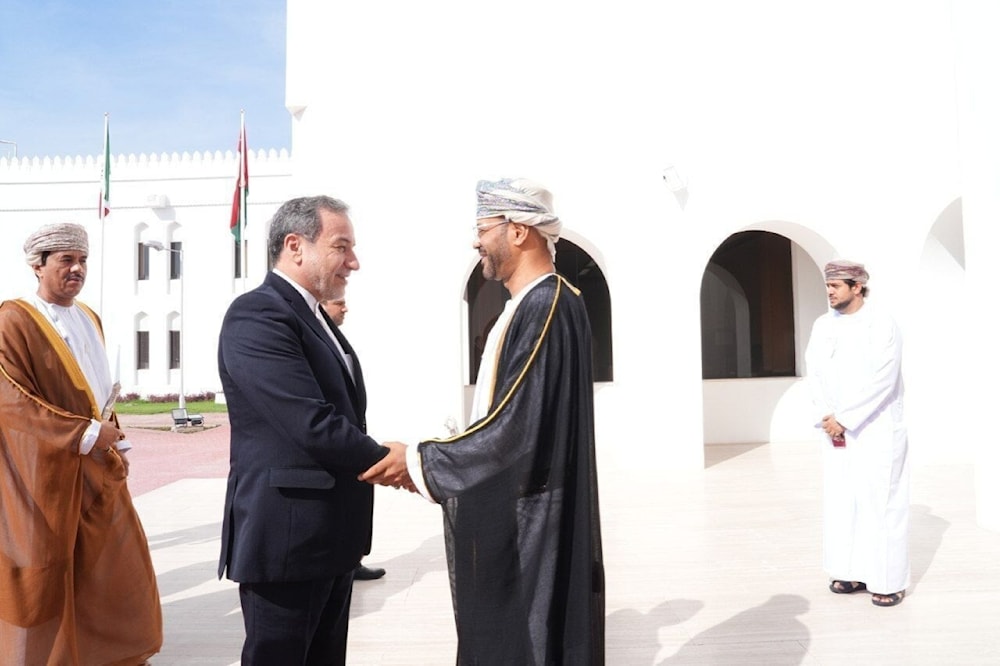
[0,0,288,160]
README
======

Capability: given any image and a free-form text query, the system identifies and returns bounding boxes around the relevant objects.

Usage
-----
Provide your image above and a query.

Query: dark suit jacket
[217,271,388,583]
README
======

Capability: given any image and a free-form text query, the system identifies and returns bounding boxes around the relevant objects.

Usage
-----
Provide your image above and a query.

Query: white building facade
[1,0,996,529]
[0,149,292,397]
[284,0,998,528]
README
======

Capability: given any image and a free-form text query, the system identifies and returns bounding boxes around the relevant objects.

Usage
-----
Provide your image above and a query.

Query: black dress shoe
[353,564,386,581]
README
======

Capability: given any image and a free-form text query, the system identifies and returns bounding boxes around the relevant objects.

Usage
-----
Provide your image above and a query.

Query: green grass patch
[114,400,228,415]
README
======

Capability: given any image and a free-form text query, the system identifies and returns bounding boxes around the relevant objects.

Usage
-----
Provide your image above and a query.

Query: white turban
[24,223,90,267]
[824,259,869,284]
[476,178,562,260]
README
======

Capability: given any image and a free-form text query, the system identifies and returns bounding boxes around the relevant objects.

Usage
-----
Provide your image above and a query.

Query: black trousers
[239,571,355,665]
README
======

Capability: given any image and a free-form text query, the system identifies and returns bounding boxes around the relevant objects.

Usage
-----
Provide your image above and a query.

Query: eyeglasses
[473,219,509,239]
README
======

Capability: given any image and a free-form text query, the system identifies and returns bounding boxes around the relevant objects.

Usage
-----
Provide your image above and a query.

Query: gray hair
[267,195,350,264]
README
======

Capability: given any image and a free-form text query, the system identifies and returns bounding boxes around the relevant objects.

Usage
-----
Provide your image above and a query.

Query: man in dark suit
[218,195,405,664]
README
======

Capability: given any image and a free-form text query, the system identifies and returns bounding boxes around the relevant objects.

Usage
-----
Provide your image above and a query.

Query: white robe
[805,301,910,594]
[27,295,132,454]
[469,273,553,423]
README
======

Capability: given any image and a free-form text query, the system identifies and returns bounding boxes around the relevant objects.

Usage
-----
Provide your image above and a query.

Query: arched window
[135,223,151,283]
[701,231,795,379]
[466,238,613,383]
[167,311,181,370]
[135,312,150,372]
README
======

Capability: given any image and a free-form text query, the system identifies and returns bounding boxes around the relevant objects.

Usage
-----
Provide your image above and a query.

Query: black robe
[418,275,605,665]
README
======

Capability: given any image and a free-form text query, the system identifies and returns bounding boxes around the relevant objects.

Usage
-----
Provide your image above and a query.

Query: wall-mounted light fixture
[662,165,688,209]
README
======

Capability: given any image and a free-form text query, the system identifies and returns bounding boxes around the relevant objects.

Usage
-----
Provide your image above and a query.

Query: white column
[954,0,1000,531]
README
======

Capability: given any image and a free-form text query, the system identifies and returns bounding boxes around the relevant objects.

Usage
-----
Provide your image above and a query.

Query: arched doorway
[465,238,613,384]
[700,226,831,446]
[701,231,796,379]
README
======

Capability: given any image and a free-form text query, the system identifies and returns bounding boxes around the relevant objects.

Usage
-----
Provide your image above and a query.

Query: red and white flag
[230,111,248,242]
[99,114,110,219]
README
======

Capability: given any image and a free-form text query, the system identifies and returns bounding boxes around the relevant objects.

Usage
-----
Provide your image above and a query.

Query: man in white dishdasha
[805,259,909,607]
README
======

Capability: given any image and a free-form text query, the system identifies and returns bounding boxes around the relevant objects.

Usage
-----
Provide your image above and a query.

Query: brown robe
[0,299,162,666]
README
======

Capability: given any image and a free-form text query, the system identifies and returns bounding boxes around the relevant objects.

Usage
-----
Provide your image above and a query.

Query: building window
[700,231,796,379]
[170,242,183,279]
[169,330,181,369]
[136,331,150,369]
[137,243,150,280]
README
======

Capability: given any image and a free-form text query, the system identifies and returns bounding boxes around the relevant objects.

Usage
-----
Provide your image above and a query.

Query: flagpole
[99,113,109,317]
[240,110,247,294]
[229,109,249,293]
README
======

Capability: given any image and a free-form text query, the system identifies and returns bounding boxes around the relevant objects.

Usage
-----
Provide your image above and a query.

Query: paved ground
[120,413,1000,665]
[121,412,231,497]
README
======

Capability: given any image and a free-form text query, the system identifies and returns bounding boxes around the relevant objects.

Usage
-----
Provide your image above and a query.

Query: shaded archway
[701,231,796,379]
[700,225,832,446]
[465,238,612,384]
[701,264,751,379]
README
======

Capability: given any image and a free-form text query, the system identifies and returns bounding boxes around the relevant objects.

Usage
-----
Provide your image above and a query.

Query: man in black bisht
[362,178,605,665]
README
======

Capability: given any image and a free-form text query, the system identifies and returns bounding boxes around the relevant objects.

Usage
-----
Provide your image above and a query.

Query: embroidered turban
[476,177,562,260]
[24,223,90,267]
[824,259,869,284]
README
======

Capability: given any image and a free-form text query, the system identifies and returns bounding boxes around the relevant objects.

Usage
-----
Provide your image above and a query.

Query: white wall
[285,0,968,473]
[952,0,1000,530]
[3,1,995,513]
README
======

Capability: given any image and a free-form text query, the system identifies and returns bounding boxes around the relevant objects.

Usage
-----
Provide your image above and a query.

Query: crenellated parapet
[0,148,291,182]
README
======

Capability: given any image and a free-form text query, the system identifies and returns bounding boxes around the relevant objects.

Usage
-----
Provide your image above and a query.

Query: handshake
[358,441,417,494]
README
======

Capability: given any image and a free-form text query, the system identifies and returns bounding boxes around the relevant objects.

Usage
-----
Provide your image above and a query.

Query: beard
[481,240,511,282]
[317,278,345,303]
[831,294,854,311]
[304,259,346,302]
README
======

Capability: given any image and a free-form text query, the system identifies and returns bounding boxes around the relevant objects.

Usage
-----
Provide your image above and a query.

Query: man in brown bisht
[363,178,605,664]
[0,223,162,664]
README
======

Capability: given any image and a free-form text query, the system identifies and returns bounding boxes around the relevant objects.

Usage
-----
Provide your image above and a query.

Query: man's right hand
[360,441,416,492]
[90,421,129,475]
[93,420,124,453]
